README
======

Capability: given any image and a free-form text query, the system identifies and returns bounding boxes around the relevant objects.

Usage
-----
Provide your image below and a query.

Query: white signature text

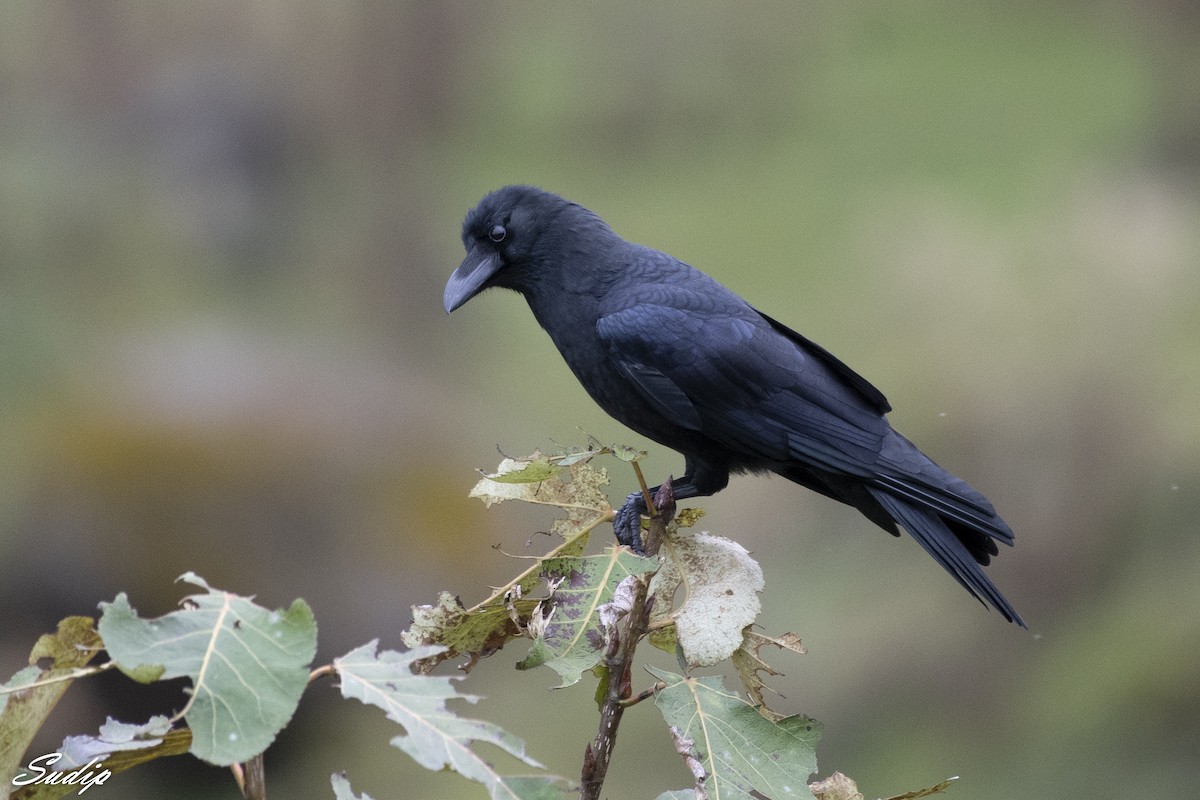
[11,752,111,795]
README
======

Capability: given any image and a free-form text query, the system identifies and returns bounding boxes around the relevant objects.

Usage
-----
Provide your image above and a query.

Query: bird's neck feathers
[518,209,624,305]
[509,242,623,367]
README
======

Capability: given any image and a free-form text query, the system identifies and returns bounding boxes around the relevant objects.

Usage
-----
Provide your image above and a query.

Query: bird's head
[443,185,586,313]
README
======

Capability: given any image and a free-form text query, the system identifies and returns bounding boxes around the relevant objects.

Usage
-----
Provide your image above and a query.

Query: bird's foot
[613,491,649,554]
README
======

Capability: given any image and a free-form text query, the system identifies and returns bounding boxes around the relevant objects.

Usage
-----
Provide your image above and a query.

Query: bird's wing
[756,310,891,413]
[596,289,890,476]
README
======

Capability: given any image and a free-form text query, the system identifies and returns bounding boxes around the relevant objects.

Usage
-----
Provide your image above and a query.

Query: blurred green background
[2,2,1198,798]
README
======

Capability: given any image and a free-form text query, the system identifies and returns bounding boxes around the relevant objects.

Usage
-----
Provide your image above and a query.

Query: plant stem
[240,754,266,800]
[631,460,658,519]
[579,479,675,800]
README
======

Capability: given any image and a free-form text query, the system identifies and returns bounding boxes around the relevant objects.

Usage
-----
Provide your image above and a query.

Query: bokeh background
[2,2,1198,798]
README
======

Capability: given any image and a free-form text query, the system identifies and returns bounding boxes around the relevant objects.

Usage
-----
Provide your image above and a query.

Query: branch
[0,660,116,694]
[579,478,675,800]
[231,754,266,800]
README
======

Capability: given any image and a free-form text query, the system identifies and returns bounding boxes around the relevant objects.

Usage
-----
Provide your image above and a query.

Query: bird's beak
[443,246,502,313]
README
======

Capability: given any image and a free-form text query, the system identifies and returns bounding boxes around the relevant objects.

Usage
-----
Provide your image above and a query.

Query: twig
[579,479,675,800]
[232,754,267,800]
[308,664,336,684]
[619,681,667,708]
[0,660,117,694]
[630,460,658,519]
[640,478,671,556]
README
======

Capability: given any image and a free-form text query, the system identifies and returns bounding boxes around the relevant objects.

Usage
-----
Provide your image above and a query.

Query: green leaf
[650,667,821,800]
[0,616,102,789]
[554,449,601,467]
[0,665,42,788]
[647,624,679,655]
[334,642,570,800]
[401,591,521,673]
[495,775,574,799]
[608,443,646,462]
[481,456,565,484]
[517,548,658,687]
[97,574,317,766]
[650,531,764,668]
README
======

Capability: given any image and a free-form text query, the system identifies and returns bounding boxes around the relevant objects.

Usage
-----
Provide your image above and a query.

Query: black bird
[444,185,1024,626]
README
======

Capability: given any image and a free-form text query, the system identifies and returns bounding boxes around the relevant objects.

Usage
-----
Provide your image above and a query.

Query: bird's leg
[613,475,707,553]
[612,491,649,551]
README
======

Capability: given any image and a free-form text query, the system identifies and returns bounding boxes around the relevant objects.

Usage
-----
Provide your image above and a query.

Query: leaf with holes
[468,451,612,540]
[0,616,103,789]
[517,549,659,687]
[402,449,616,673]
[1,618,105,793]
[650,667,821,800]
[650,531,764,669]
[732,630,806,721]
[334,642,570,800]
[97,573,317,766]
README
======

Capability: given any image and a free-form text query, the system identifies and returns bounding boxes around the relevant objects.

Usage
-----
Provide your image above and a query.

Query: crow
[444,185,1024,626]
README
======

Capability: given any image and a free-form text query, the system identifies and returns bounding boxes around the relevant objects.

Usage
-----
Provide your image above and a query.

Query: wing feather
[596,297,888,474]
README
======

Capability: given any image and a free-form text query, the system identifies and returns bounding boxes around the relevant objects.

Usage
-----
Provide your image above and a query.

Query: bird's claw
[613,491,648,554]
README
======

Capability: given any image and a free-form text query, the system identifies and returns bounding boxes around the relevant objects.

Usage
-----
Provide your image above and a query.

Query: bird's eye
[488,225,507,243]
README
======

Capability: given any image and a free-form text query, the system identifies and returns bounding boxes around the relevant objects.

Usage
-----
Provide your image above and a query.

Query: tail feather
[867,486,1025,627]
[873,473,1012,549]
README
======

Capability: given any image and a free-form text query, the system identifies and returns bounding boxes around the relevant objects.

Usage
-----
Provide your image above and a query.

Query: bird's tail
[865,482,1025,627]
